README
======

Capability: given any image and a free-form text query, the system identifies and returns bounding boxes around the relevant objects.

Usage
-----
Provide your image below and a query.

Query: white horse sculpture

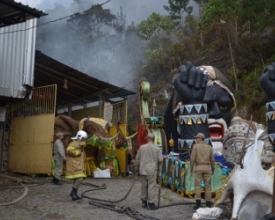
[215,129,274,219]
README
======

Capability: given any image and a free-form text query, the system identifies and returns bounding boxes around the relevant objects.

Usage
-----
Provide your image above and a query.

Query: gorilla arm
[165,61,210,151]
[260,62,275,152]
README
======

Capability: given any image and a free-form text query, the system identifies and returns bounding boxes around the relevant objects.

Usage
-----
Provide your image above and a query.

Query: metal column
[99,92,105,119]
[0,107,11,173]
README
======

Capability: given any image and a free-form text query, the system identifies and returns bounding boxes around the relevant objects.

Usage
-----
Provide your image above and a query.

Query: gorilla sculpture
[164,61,275,219]
[164,62,236,157]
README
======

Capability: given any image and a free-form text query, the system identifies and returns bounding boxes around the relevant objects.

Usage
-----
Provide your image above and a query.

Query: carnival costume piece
[54,115,137,176]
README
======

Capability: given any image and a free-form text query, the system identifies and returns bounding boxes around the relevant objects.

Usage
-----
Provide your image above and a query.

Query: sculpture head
[199,66,236,153]
[165,62,236,153]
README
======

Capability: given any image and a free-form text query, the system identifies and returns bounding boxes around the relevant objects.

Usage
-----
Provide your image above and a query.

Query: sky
[15,0,168,24]
[15,0,199,25]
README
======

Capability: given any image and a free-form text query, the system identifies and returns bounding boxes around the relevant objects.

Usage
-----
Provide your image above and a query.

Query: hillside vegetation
[129,0,275,128]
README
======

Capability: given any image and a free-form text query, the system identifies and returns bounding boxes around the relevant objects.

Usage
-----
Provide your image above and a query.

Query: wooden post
[273,168,275,213]
[68,102,72,117]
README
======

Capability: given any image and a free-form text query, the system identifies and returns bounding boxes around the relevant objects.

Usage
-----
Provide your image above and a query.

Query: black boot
[70,188,78,201]
[193,200,201,210]
[54,178,63,185]
[70,188,74,197]
[52,176,59,184]
[206,201,212,208]
[75,188,83,200]
[147,202,158,210]
[141,199,147,208]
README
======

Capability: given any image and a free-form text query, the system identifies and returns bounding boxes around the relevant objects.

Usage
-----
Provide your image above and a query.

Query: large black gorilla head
[200,66,236,141]
[164,63,236,153]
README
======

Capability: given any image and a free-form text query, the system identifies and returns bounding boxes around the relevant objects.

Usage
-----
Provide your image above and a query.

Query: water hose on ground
[81,174,209,220]
[0,182,29,206]
[0,174,46,206]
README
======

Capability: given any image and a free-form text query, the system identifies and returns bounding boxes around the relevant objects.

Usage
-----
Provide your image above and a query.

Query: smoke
[35,1,146,92]
[35,0,199,92]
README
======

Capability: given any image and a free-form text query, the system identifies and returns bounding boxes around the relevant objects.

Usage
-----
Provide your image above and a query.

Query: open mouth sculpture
[207,119,228,154]
[209,122,225,141]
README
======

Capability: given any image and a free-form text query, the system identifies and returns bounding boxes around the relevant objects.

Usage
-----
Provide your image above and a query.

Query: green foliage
[169,43,186,66]
[142,48,171,80]
[235,54,275,123]
[209,40,221,51]
[144,48,165,67]
[163,0,193,22]
[200,0,275,32]
[193,0,209,4]
[136,13,175,40]
[135,0,275,124]
[86,135,113,150]
[200,0,241,28]
[240,0,275,31]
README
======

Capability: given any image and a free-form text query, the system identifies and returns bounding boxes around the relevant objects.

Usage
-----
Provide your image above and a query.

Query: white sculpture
[214,129,274,219]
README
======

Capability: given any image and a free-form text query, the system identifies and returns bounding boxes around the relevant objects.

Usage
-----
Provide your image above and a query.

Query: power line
[0,0,111,36]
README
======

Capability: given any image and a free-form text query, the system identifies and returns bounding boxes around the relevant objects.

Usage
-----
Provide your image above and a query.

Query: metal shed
[34,50,135,109]
[0,0,46,28]
[3,51,135,175]
[0,0,47,101]
[0,0,46,174]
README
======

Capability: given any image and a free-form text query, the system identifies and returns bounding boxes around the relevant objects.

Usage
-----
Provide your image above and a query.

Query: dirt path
[0,175,228,220]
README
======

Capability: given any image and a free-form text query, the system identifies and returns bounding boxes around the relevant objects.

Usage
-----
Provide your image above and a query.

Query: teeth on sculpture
[212,135,222,140]
[209,124,221,128]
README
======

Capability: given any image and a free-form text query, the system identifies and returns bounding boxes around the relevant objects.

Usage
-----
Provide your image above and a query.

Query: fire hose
[81,173,215,220]
[0,174,45,206]
[0,173,230,219]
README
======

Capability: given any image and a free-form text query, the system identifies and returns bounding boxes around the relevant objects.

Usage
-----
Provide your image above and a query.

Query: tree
[136,13,175,41]
[163,0,193,26]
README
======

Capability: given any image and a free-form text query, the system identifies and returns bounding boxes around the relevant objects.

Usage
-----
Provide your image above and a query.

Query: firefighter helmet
[71,130,88,141]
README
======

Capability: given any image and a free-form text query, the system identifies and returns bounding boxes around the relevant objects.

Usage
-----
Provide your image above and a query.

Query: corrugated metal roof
[34,51,136,106]
[0,18,37,99]
[0,0,47,28]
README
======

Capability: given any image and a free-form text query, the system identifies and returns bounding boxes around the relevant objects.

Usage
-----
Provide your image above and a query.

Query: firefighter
[65,130,88,201]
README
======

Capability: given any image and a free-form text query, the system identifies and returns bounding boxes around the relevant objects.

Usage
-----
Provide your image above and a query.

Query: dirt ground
[0,174,230,220]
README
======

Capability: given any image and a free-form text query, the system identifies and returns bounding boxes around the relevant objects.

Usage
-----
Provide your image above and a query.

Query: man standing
[190,133,215,210]
[65,130,88,201]
[135,133,163,210]
[53,132,66,185]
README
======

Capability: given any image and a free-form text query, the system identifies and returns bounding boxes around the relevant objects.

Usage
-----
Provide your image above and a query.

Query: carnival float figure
[164,61,275,219]
[164,62,237,157]
[54,115,136,176]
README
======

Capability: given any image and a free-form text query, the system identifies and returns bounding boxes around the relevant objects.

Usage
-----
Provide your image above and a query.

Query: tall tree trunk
[226,28,238,91]
[198,3,204,47]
